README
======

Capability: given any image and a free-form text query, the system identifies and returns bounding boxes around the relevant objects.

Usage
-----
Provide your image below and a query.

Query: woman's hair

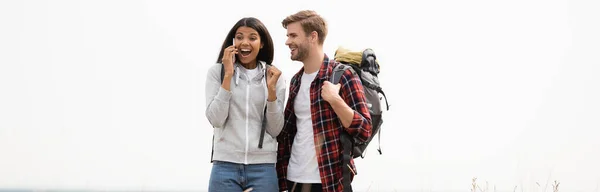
[216,17,274,65]
[281,10,327,45]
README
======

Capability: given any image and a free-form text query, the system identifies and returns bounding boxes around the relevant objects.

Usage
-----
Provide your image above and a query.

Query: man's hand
[321,81,342,103]
[322,80,355,128]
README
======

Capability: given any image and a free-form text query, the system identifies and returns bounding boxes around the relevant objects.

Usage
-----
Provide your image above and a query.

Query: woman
[205,17,286,192]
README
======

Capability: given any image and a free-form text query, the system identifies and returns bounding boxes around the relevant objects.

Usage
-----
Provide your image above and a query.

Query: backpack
[331,47,389,191]
[210,64,270,162]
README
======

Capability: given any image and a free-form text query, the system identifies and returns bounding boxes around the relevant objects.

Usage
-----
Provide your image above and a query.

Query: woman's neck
[240,60,258,69]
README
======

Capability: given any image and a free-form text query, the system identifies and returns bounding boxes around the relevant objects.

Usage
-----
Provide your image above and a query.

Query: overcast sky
[1,0,599,191]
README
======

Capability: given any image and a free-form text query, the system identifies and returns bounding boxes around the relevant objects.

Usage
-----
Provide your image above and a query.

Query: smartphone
[232,38,236,64]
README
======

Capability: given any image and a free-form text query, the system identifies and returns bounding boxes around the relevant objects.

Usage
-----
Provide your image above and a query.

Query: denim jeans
[209,161,279,192]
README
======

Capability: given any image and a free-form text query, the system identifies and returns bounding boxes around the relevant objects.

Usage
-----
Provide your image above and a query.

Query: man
[276,10,372,192]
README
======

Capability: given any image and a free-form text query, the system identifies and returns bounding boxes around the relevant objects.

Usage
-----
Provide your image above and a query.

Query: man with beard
[275,10,373,192]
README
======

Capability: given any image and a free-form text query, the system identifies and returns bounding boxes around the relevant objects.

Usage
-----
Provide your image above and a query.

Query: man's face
[285,22,310,62]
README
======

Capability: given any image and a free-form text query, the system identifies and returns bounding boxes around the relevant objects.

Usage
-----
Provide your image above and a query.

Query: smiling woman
[205,16,287,192]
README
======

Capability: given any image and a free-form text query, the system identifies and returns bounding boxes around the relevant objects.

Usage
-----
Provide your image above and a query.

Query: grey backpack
[331,48,389,192]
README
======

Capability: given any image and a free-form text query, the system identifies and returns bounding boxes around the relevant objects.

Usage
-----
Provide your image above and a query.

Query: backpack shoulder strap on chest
[331,63,353,84]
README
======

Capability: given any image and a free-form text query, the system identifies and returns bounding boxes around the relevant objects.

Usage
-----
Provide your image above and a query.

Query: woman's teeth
[240,49,251,56]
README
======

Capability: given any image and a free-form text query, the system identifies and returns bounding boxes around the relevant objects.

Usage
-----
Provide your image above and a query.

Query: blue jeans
[209,161,279,192]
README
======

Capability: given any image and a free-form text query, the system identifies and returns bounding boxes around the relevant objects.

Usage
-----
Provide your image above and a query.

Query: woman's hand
[221,45,237,77]
[266,65,281,102]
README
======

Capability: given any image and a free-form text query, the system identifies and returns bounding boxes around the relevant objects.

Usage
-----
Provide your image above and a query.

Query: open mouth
[240,48,251,57]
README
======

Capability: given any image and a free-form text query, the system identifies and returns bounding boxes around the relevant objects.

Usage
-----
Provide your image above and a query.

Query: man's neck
[302,48,324,74]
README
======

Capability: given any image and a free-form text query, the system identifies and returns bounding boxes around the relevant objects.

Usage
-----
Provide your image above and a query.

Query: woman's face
[234,26,263,67]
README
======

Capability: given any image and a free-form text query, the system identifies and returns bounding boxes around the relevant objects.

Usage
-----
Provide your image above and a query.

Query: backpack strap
[341,131,354,192]
[379,89,390,111]
[331,63,355,192]
[377,125,382,155]
[258,64,270,149]
[258,107,267,148]
[331,63,352,84]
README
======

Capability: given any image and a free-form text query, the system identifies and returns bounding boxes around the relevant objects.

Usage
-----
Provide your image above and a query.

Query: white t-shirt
[287,70,321,183]
[244,66,260,80]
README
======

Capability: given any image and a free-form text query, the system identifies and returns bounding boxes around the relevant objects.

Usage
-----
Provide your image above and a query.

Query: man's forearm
[328,96,354,128]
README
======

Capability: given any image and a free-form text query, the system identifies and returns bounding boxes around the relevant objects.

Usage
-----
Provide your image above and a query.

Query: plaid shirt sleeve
[338,67,372,142]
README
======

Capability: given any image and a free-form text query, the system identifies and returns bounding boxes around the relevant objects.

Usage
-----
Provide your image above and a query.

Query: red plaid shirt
[276,54,372,192]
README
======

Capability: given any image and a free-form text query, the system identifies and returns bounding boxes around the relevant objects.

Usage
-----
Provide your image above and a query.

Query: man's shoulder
[332,62,359,80]
[329,58,340,67]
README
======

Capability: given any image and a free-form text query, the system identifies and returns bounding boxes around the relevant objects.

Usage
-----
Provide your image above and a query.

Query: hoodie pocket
[215,121,246,152]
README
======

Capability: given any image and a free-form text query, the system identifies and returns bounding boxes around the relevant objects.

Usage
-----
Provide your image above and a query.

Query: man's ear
[310,31,318,44]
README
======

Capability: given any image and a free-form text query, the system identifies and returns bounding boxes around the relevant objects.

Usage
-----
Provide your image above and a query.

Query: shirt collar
[316,54,334,81]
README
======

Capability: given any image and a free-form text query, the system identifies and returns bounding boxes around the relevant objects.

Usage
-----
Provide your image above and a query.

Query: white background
[1,0,599,191]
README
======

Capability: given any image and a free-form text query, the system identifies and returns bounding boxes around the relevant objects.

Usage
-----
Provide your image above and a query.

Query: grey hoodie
[205,61,286,164]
